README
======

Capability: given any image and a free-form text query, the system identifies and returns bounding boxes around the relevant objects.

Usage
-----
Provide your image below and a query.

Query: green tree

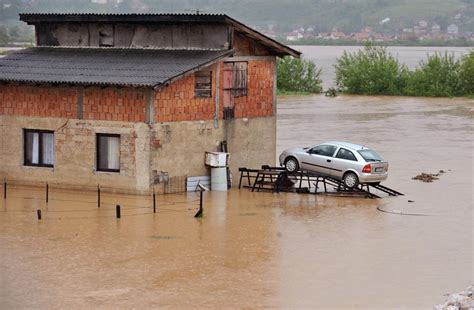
[459,51,474,96]
[277,56,323,93]
[404,53,462,97]
[334,44,407,95]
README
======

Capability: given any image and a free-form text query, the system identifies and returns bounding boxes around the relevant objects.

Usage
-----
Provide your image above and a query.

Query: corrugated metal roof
[19,13,228,23]
[0,47,233,88]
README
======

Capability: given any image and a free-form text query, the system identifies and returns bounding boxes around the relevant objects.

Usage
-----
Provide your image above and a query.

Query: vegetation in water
[277,56,323,94]
[335,45,407,95]
[459,52,474,96]
[404,53,462,97]
[335,45,474,97]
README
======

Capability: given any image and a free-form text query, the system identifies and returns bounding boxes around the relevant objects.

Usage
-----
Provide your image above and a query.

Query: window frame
[194,69,213,98]
[223,61,248,98]
[335,148,358,162]
[23,129,55,168]
[96,133,121,173]
[232,61,248,98]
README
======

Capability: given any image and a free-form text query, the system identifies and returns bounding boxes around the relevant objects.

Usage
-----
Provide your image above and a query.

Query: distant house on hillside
[431,24,441,34]
[447,24,459,35]
[351,32,370,42]
[329,32,347,40]
[286,32,303,41]
[418,20,428,28]
[318,31,347,40]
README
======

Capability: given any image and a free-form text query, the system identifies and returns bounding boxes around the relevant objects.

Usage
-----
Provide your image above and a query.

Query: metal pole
[116,205,121,219]
[194,191,203,218]
[37,209,42,220]
[46,183,49,203]
[3,179,6,200]
[153,188,156,213]
[97,184,100,208]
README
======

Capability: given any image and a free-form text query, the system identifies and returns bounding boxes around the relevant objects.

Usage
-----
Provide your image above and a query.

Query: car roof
[323,141,368,151]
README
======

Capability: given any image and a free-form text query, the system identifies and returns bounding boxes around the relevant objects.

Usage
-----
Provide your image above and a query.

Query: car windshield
[358,149,383,162]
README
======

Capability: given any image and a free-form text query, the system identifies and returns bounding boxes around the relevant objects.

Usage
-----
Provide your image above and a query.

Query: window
[194,69,212,98]
[310,145,337,157]
[232,62,248,97]
[336,148,358,161]
[24,129,54,167]
[96,134,120,172]
[224,62,248,98]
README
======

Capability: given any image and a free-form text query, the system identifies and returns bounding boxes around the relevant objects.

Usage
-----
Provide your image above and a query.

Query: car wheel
[284,157,299,173]
[343,172,359,189]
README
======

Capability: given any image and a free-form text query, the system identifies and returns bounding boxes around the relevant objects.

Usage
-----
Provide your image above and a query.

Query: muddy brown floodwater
[1,95,473,309]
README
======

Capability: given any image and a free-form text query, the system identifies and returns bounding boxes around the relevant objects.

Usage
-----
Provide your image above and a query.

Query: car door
[301,144,337,176]
[331,147,359,179]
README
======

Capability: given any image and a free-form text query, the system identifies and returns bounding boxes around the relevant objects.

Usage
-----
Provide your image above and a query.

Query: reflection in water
[1,95,473,308]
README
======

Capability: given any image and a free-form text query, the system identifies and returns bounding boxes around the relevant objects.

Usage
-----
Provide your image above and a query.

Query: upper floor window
[96,134,120,173]
[232,62,248,97]
[24,129,54,167]
[194,69,212,98]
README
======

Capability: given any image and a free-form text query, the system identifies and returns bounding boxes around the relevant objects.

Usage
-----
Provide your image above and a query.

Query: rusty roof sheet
[0,47,233,88]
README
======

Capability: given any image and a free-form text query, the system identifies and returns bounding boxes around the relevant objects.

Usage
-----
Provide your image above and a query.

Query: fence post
[194,191,203,218]
[3,179,6,200]
[97,184,100,208]
[37,209,42,220]
[116,205,121,219]
[153,187,156,213]
[46,183,49,204]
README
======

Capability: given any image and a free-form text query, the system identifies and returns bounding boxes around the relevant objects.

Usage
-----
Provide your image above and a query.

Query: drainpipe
[214,62,221,129]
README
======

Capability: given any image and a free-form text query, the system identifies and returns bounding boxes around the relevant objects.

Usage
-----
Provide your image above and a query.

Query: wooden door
[223,63,235,119]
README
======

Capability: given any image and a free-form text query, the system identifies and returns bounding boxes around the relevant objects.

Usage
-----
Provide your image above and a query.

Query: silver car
[279,141,388,188]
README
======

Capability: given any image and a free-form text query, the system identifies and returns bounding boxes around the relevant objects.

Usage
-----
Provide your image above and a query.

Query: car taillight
[362,164,372,173]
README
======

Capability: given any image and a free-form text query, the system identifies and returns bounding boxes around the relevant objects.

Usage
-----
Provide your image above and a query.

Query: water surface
[0,95,472,308]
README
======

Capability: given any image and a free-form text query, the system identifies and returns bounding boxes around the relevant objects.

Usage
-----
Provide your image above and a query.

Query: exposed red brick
[0,85,77,118]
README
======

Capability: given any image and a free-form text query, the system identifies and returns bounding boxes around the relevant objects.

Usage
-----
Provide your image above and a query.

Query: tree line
[277,46,474,97]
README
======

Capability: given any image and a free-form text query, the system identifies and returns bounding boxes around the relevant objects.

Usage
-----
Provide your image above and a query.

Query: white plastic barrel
[211,167,228,191]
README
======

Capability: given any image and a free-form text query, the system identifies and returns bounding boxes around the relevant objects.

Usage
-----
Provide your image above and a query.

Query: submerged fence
[0,179,205,220]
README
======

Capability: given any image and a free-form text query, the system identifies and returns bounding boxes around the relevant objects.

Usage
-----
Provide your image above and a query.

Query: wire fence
[0,179,204,220]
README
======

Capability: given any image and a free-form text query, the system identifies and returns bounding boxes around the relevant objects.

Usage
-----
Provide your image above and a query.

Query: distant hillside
[1,0,473,34]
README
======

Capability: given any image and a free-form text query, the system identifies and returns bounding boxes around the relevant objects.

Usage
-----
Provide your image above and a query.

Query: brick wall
[0,58,275,123]
[154,65,217,122]
[0,85,77,118]
[233,60,274,118]
[154,58,275,122]
[83,88,146,122]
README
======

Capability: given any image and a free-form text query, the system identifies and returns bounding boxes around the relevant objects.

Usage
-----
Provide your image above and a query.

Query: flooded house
[0,13,300,194]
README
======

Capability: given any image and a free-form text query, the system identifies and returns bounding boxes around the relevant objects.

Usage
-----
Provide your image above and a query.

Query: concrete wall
[0,115,150,193]
[0,115,275,194]
[149,116,276,193]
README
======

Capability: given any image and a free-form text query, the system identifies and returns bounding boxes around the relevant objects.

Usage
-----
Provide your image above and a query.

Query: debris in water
[434,285,473,310]
[150,235,177,240]
[412,170,447,183]
[239,212,257,216]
